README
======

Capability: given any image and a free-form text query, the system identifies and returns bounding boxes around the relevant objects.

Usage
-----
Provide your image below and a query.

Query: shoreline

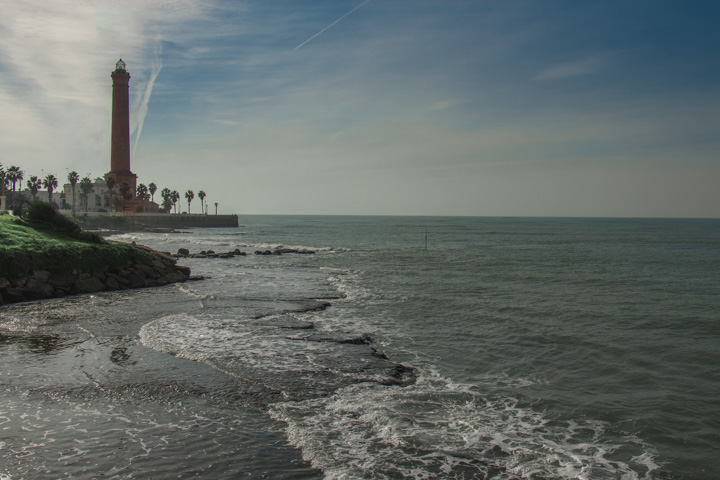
[0,213,192,305]
[0,236,415,478]
[0,244,191,305]
[0,279,324,478]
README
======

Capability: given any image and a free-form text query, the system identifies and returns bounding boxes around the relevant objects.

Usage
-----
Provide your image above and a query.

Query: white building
[15,189,63,209]
[10,177,115,213]
[61,177,116,213]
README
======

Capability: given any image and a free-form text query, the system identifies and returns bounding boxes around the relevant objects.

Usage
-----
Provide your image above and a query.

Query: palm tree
[171,190,180,214]
[27,176,42,200]
[185,190,194,214]
[7,165,23,209]
[105,176,116,212]
[0,163,6,197]
[118,182,132,211]
[148,182,157,203]
[67,171,79,216]
[137,184,148,212]
[198,190,206,214]
[43,174,58,204]
[79,176,94,213]
[160,187,172,212]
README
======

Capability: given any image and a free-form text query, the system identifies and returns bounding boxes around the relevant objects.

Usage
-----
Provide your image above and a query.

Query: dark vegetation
[23,200,102,242]
[0,201,152,279]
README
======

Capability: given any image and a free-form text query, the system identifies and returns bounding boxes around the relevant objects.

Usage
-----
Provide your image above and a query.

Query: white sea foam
[270,370,659,479]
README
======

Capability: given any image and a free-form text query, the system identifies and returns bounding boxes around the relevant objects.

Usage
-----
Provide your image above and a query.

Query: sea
[1,216,718,479]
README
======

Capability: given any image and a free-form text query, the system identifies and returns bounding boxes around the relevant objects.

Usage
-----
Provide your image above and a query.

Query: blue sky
[1,0,719,216]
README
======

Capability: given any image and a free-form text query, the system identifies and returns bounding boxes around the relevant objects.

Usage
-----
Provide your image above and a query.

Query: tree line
[1,163,216,215]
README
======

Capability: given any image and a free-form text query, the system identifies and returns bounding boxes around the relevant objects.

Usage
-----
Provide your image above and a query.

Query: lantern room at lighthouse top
[114,58,126,72]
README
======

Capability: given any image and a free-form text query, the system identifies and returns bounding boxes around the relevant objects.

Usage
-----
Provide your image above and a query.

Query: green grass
[0,214,148,278]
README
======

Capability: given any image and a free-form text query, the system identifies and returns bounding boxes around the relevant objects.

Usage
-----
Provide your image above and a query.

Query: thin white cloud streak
[133,41,163,158]
[535,54,608,80]
[294,0,371,51]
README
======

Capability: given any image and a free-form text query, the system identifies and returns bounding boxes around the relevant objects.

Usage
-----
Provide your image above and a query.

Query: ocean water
[1,216,718,479]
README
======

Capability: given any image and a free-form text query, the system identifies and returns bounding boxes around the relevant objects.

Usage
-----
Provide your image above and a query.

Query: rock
[104,276,120,290]
[304,333,374,344]
[48,271,75,289]
[0,276,10,290]
[380,364,416,386]
[107,272,129,286]
[23,278,56,299]
[177,248,190,256]
[3,287,27,303]
[11,251,33,274]
[136,263,160,279]
[175,265,191,277]
[126,271,146,288]
[164,271,187,283]
[73,276,106,293]
[152,259,168,270]
[276,248,316,255]
[92,268,107,282]
[53,285,72,296]
[33,270,51,283]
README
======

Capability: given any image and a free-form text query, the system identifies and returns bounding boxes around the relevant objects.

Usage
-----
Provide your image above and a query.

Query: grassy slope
[0,214,147,278]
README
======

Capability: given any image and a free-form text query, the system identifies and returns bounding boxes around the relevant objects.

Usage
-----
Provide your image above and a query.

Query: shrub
[23,200,57,223]
[74,230,104,244]
[52,214,82,235]
[23,200,82,236]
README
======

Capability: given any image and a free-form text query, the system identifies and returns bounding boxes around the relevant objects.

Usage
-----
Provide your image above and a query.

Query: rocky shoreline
[172,246,316,259]
[0,242,319,305]
[0,245,191,305]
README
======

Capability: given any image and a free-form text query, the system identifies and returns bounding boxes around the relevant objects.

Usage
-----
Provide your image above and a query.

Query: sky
[1,0,719,217]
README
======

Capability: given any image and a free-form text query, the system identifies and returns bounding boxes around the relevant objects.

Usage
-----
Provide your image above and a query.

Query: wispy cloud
[535,54,608,81]
[430,101,454,111]
[133,41,163,157]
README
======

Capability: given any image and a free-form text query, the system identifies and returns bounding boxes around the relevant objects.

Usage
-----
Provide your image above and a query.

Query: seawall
[129,213,239,229]
[73,213,239,231]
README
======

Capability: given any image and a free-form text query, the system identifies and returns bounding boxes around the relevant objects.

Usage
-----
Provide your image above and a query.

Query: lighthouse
[106,58,137,199]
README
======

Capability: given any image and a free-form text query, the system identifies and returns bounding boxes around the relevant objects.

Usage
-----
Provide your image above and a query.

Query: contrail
[133,41,163,157]
[294,0,371,51]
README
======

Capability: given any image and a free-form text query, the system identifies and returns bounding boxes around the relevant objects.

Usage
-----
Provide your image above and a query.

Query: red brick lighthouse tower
[106,59,137,204]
